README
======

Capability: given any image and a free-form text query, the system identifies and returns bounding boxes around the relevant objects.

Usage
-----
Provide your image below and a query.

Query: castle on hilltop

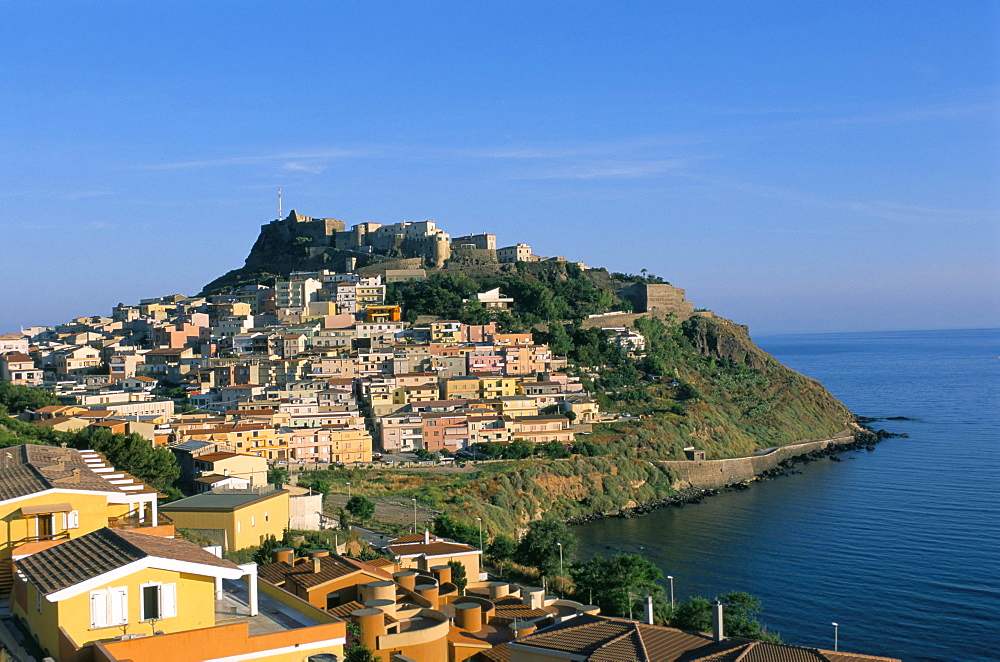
[252,211,543,273]
[268,211,454,268]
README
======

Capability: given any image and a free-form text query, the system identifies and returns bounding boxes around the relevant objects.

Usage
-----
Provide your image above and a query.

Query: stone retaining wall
[659,433,856,490]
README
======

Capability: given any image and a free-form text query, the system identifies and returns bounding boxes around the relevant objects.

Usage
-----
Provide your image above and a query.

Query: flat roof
[161,489,287,512]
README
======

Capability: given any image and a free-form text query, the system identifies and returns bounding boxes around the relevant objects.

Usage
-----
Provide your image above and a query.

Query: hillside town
[0,216,899,662]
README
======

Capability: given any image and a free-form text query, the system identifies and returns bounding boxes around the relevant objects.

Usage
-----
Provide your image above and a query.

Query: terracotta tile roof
[196,452,241,463]
[513,615,901,662]
[388,533,438,544]
[366,557,395,569]
[477,642,511,661]
[327,600,365,619]
[257,554,392,589]
[1,352,32,362]
[0,444,152,501]
[822,652,901,662]
[389,541,478,557]
[17,527,239,596]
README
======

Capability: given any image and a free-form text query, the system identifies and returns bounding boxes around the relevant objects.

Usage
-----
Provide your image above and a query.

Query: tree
[671,596,713,633]
[669,591,781,642]
[67,428,179,492]
[298,474,331,496]
[253,534,284,565]
[432,514,478,545]
[0,383,58,414]
[502,439,534,460]
[267,465,290,486]
[570,553,665,618]
[543,440,569,460]
[346,495,376,524]
[515,518,576,576]
[448,560,468,596]
[345,642,381,662]
[486,534,517,562]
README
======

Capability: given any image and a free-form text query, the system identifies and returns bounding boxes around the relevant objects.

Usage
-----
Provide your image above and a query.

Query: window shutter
[68,510,79,529]
[109,587,128,626]
[160,583,177,618]
[90,590,108,628]
[60,512,67,530]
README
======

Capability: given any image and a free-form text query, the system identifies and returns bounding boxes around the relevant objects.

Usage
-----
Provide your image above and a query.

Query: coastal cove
[572,328,1000,662]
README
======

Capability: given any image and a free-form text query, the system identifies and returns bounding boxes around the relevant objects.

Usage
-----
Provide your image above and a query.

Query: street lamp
[667,575,674,610]
[476,517,483,551]
[832,623,839,652]
[411,498,417,533]
[556,542,564,597]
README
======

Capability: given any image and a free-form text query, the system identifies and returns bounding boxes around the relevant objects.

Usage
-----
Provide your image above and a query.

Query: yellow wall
[480,378,518,398]
[163,492,289,551]
[1,492,114,560]
[206,455,268,487]
[442,378,479,400]
[17,567,216,660]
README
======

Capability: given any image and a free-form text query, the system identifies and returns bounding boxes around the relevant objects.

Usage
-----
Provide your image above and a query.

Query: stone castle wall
[448,246,500,267]
[619,283,695,318]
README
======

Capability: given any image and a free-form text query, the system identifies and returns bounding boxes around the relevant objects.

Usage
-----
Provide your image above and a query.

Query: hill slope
[201,213,856,529]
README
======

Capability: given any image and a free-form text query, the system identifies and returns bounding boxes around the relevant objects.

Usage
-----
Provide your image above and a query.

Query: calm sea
[572,328,1000,662]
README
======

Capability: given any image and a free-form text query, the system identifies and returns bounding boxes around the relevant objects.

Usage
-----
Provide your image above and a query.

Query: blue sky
[1,1,997,335]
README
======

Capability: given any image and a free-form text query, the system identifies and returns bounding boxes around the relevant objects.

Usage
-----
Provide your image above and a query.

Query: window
[140,582,176,621]
[90,587,128,628]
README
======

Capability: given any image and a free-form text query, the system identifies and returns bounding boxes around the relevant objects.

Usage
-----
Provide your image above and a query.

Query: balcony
[108,511,175,531]
[20,530,70,545]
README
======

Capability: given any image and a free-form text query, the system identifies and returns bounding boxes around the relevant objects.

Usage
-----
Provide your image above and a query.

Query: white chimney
[644,595,654,625]
[424,529,430,544]
[712,600,724,641]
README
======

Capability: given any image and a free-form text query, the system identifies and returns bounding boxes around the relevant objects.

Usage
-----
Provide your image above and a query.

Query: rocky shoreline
[567,422,905,526]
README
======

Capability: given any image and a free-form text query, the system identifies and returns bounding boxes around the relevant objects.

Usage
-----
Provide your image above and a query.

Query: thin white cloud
[521,159,693,180]
[282,161,327,174]
[678,172,998,226]
[140,148,370,170]
[713,100,998,128]
[845,201,997,225]
[2,190,114,201]
[817,101,998,126]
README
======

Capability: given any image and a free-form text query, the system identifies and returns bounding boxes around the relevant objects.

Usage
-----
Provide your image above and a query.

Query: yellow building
[180,423,293,461]
[12,525,349,662]
[442,376,480,400]
[13,527,244,660]
[479,377,520,399]
[160,489,290,552]
[429,320,462,343]
[0,445,167,595]
[495,395,539,418]
[193,451,268,486]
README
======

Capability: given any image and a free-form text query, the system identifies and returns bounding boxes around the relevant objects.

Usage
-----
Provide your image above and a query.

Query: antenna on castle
[277,187,283,221]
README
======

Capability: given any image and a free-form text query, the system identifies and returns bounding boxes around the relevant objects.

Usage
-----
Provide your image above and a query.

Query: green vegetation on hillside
[386,262,622,329]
